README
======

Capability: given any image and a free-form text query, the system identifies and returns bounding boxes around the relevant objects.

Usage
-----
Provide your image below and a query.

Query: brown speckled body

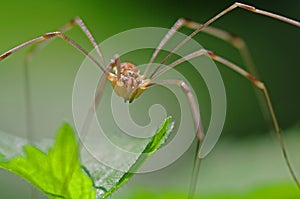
[108,62,150,103]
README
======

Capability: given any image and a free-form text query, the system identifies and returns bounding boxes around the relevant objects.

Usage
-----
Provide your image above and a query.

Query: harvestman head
[1,2,300,199]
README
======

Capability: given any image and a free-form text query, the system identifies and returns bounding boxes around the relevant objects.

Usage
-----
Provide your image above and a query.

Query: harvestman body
[1,2,300,198]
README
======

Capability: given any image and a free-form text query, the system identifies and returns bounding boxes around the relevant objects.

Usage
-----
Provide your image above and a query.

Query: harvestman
[1,2,300,198]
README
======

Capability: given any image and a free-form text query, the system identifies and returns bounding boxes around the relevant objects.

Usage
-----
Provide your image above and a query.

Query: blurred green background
[0,0,299,198]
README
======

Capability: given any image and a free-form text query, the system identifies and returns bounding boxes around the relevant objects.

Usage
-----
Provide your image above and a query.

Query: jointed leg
[19,17,105,149]
[1,21,108,197]
[82,57,117,137]
[70,17,105,65]
[171,19,257,75]
[148,2,300,79]
[148,80,204,141]
[62,57,118,193]
[145,18,257,78]
[144,16,271,127]
[0,31,108,75]
[0,28,112,193]
[62,72,109,193]
[25,17,105,65]
[152,48,300,189]
[198,25,271,126]
[146,79,204,199]
[0,30,107,152]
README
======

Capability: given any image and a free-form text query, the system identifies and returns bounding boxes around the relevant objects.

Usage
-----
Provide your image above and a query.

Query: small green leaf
[0,123,96,199]
[143,116,173,153]
[0,118,173,199]
[100,116,173,198]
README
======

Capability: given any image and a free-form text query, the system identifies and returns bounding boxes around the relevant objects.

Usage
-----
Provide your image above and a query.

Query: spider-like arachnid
[1,2,299,198]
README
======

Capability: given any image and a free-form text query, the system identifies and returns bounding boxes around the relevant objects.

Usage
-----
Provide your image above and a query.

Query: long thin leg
[148,2,300,79]
[62,58,116,192]
[152,48,300,189]
[148,80,204,141]
[145,16,260,79]
[143,18,184,77]
[0,31,111,193]
[22,52,40,199]
[62,73,109,193]
[79,58,116,143]
[0,31,109,75]
[144,17,260,84]
[159,18,258,76]
[0,21,106,198]
[23,59,33,141]
[70,17,105,64]
[26,17,105,65]
[23,16,105,139]
[179,19,271,125]
[146,79,204,199]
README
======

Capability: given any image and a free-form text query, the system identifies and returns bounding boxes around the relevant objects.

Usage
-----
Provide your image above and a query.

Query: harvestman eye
[0,2,299,199]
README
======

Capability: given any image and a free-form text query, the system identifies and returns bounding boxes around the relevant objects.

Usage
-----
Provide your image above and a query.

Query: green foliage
[0,117,173,198]
[0,123,95,199]
[101,116,173,198]
[2,118,296,199]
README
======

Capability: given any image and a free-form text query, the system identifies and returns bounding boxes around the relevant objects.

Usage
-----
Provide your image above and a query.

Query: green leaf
[0,123,96,199]
[0,118,173,199]
[99,116,173,198]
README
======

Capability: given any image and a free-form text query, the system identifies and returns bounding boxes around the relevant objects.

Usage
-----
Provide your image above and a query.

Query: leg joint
[43,31,62,39]
[235,2,256,11]
[179,81,192,94]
